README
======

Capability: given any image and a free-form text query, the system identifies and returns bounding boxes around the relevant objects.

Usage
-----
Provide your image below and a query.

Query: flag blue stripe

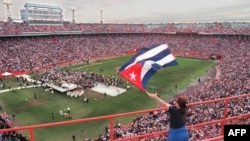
[120,44,164,70]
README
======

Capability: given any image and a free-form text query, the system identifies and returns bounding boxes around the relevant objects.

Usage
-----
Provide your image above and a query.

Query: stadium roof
[24,3,62,10]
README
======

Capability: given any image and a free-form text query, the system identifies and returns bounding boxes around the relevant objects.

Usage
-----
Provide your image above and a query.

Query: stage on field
[91,83,127,97]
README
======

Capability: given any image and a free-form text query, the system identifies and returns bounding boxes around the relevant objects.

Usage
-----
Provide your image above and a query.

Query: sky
[0,0,250,23]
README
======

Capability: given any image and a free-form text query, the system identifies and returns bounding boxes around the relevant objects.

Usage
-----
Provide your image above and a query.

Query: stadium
[0,1,250,141]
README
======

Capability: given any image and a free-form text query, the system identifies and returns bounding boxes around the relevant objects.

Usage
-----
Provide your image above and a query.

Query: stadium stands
[0,21,249,141]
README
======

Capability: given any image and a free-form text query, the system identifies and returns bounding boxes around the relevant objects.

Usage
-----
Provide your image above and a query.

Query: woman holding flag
[119,43,186,140]
[146,92,189,141]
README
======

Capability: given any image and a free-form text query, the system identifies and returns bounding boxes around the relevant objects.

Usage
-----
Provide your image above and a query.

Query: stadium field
[0,55,215,141]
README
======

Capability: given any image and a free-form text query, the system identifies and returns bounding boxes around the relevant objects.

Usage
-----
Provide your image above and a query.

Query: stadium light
[70,7,76,23]
[2,0,12,21]
[100,9,103,24]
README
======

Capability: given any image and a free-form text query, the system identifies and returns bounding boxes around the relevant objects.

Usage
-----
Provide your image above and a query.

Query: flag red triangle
[119,63,145,91]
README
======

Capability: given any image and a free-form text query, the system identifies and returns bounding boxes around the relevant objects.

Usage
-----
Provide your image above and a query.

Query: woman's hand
[145,91,171,110]
[145,91,158,99]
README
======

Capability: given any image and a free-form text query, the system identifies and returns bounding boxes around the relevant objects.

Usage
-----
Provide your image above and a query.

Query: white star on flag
[129,72,136,81]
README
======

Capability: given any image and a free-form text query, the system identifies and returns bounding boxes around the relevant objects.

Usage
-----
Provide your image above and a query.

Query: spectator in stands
[146,92,188,141]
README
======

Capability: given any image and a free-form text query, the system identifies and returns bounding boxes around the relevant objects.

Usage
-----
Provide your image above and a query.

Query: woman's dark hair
[176,96,187,114]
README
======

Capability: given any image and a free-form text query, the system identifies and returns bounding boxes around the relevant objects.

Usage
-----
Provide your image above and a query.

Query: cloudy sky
[1,0,250,23]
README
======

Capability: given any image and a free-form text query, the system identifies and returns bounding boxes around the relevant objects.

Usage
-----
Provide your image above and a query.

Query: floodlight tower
[100,9,103,24]
[2,0,12,21]
[71,7,76,23]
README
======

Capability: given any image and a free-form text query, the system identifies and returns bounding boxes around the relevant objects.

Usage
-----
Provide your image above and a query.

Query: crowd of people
[1,21,250,35]
[0,112,29,141]
[0,35,246,73]
[38,68,123,90]
[0,22,249,141]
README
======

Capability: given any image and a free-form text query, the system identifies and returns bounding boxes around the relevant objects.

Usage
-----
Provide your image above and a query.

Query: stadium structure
[0,3,250,141]
[20,3,63,25]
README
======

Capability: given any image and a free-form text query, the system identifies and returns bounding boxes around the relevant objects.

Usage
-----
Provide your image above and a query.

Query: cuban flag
[118,44,177,91]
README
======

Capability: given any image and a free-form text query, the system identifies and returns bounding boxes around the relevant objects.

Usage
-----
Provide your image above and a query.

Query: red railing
[1,93,249,141]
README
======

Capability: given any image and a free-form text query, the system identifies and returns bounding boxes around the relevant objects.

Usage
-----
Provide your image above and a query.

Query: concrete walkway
[0,74,41,94]
[0,85,41,94]
[176,67,217,95]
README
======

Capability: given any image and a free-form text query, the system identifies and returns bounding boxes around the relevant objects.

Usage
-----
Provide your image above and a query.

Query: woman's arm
[145,91,172,110]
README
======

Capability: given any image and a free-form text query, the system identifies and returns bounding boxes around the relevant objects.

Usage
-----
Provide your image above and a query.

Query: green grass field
[0,55,215,141]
